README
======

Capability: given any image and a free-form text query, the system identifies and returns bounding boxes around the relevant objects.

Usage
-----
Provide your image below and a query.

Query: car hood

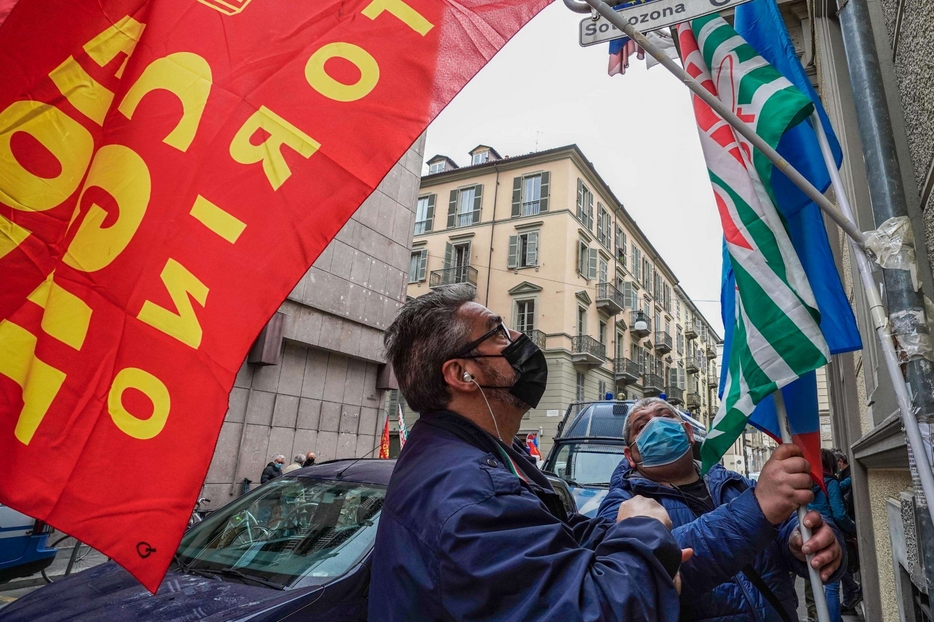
[2,562,324,622]
[569,486,608,517]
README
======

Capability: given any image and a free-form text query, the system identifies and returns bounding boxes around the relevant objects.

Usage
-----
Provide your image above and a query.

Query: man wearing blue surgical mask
[598,397,846,622]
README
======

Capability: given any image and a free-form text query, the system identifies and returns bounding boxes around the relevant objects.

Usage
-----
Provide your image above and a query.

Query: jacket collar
[618,462,747,505]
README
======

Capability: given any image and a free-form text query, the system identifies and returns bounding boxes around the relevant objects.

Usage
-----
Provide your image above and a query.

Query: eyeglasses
[451,321,513,359]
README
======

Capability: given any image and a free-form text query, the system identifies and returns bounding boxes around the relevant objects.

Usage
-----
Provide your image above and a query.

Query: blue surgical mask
[634,417,691,468]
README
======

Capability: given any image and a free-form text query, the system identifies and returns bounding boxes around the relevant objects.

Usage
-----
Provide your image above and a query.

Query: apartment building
[397,144,721,453]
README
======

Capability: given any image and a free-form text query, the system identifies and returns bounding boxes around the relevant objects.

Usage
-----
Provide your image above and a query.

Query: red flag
[379,414,391,459]
[0,0,548,592]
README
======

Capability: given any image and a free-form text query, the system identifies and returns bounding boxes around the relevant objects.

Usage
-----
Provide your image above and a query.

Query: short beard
[477,360,526,411]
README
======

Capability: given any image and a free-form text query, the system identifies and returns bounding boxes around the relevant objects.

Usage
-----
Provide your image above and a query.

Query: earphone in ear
[463,372,473,382]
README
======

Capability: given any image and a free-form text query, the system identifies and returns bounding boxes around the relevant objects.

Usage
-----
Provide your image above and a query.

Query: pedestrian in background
[834,451,862,613]
[303,452,316,467]
[283,454,305,473]
[808,449,856,622]
[261,454,285,484]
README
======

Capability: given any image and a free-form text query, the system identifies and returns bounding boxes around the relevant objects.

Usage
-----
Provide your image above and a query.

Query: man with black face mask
[369,285,690,621]
[597,398,845,622]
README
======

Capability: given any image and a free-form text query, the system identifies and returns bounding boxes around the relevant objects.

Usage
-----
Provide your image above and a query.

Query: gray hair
[384,284,476,413]
[622,397,681,445]
[293,453,305,464]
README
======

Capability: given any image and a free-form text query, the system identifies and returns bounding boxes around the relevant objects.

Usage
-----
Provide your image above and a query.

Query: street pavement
[0,542,109,611]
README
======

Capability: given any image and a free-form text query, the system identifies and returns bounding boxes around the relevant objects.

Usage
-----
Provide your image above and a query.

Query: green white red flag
[678,15,831,471]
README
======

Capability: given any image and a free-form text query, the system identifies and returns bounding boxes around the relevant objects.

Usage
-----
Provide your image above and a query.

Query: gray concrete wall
[200,135,425,508]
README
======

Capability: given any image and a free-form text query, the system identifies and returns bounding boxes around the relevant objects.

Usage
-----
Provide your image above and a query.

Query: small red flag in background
[379,414,391,459]
[0,0,548,592]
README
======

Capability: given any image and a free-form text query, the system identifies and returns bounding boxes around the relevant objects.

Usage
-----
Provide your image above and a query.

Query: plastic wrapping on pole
[811,111,934,523]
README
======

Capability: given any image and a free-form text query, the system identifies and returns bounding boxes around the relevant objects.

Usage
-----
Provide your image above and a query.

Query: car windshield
[546,441,626,487]
[564,402,630,438]
[175,477,385,589]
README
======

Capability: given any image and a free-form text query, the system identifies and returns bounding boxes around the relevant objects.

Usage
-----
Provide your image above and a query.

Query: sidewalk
[795,577,864,622]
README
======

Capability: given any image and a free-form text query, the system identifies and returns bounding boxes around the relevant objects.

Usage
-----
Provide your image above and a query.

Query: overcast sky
[423,1,725,337]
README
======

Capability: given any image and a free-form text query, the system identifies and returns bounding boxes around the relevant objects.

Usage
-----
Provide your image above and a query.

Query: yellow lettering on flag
[0,100,95,211]
[190,195,246,243]
[0,214,30,260]
[49,57,115,125]
[362,0,434,35]
[137,258,209,348]
[118,53,213,152]
[27,274,93,351]
[108,367,171,440]
[305,42,380,102]
[83,16,146,79]
[229,106,320,191]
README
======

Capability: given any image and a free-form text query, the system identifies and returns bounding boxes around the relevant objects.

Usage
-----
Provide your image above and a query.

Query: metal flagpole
[810,111,934,529]
[774,391,831,622]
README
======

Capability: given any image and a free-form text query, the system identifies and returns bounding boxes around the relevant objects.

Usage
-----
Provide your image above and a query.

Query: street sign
[579,0,753,46]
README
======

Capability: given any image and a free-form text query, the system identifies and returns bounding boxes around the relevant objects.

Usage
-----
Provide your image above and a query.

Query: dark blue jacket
[369,411,683,621]
[598,462,844,622]
[809,476,856,536]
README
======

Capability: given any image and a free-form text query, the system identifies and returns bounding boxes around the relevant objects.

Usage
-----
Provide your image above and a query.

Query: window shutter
[527,231,539,266]
[425,195,435,232]
[507,235,519,269]
[588,248,598,280]
[576,179,584,218]
[539,171,550,212]
[471,185,482,225]
[447,190,458,228]
[596,206,604,242]
[512,177,522,217]
[444,242,453,270]
[587,193,594,230]
[418,250,428,280]
[578,242,586,275]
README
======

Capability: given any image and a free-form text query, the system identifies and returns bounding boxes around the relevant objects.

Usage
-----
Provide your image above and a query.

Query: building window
[428,161,445,174]
[408,249,427,283]
[577,306,587,336]
[414,195,435,234]
[663,283,671,314]
[576,372,586,402]
[599,321,607,345]
[642,259,652,291]
[631,247,641,281]
[508,231,540,269]
[471,151,489,165]
[512,172,550,216]
[599,258,608,284]
[598,380,607,400]
[621,281,635,308]
[447,185,482,228]
[616,225,627,265]
[677,327,684,353]
[578,241,597,280]
[576,179,594,230]
[597,204,611,248]
[443,241,472,283]
[515,299,535,333]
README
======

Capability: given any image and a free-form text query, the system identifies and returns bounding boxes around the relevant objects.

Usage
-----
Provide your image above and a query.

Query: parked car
[0,504,56,583]
[542,400,706,516]
[1,459,394,622]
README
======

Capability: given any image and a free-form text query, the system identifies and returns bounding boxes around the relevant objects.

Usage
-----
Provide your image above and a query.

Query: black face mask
[478,333,548,409]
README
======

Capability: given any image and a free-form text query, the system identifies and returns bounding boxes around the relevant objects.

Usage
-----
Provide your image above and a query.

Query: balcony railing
[654,331,672,354]
[706,344,717,359]
[524,329,547,350]
[684,321,697,340]
[686,353,705,374]
[643,372,665,396]
[429,266,478,289]
[614,357,640,384]
[595,282,625,315]
[708,373,719,389]
[666,386,684,404]
[572,335,606,366]
[629,309,651,338]
[686,392,701,409]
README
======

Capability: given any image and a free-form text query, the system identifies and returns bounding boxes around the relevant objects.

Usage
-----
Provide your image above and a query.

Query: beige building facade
[399,144,721,453]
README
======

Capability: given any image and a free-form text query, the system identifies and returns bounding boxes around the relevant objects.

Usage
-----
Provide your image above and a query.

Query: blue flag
[718,0,861,452]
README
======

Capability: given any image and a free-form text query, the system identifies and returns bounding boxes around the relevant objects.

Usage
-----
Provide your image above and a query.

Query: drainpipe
[484,164,500,307]
[838,0,934,587]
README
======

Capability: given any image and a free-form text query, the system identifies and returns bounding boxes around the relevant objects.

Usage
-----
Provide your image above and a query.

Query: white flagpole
[773,390,832,622]
[810,111,934,528]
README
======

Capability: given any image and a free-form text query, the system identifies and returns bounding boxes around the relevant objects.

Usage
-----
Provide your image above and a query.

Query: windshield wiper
[173,554,222,582]
[207,567,285,590]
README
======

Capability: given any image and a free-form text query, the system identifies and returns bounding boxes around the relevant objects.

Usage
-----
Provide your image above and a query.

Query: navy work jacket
[597,462,846,622]
[368,410,683,621]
